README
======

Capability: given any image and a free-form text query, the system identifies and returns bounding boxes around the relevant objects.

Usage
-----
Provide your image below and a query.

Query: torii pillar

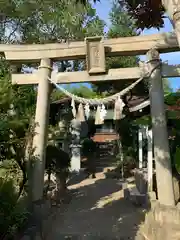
[147,49,175,206]
[31,59,53,202]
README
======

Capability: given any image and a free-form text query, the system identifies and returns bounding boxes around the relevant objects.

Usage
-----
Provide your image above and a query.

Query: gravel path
[47,170,145,240]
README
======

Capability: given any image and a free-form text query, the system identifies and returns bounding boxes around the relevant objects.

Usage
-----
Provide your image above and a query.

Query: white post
[138,127,143,169]
[120,140,124,179]
[147,49,175,206]
[147,129,153,192]
[31,59,53,202]
[70,119,81,172]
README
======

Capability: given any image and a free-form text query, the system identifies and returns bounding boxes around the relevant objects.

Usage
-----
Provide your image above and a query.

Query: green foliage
[133,78,173,126]
[0,160,22,188]
[81,138,96,157]
[51,89,66,102]
[68,85,100,98]
[0,73,34,238]
[134,116,151,126]
[0,70,36,186]
[51,84,102,102]
[168,115,180,169]
[0,30,36,240]
[165,92,180,106]
[0,177,29,239]
[175,147,180,174]
[45,145,71,176]
[163,78,173,94]
[115,118,139,165]
[48,124,68,143]
[116,148,136,174]
[0,0,105,44]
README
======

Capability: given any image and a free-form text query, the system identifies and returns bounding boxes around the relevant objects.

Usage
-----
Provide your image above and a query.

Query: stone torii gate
[2,32,180,205]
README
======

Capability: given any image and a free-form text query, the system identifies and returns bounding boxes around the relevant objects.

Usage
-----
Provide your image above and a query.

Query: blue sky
[93,0,180,91]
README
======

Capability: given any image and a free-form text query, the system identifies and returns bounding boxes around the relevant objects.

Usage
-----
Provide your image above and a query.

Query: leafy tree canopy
[163,78,173,94]
[0,0,105,44]
[51,84,102,102]
[78,0,166,30]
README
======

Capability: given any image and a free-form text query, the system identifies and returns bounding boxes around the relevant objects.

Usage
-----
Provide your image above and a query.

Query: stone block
[85,36,105,74]
[134,168,148,194]
[128,186,147,206]
[123,188,130,200]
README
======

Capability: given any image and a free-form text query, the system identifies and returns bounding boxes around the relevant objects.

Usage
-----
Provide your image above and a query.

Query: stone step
[124,186,147,207]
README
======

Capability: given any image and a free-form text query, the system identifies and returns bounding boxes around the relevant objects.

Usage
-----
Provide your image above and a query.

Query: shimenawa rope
[48,61,161,106]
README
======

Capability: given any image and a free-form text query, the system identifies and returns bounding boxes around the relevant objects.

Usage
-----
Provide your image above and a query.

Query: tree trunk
[162,0,180,46]
[55,171,67,199]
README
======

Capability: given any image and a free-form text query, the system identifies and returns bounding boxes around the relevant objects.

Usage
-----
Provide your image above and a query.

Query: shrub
[45,145,71,196]
[45,145,71,176]
[81,137,96,157]
[0,177,29,239]
[174,147,180,174]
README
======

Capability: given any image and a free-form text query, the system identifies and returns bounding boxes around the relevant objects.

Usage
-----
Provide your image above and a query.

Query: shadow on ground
[49,172,145,240]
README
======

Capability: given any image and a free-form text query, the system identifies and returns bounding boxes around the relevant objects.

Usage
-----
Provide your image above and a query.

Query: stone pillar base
[70,144,81,173]
[70,156,81,172]
[137,202,180,240]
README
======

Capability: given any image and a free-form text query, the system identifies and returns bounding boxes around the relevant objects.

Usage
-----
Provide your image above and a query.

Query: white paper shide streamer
[114,96,125,120]
[71,98,76,118]
[100,104,107,123]
[76,103,85,122]
[84,103,90,119]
